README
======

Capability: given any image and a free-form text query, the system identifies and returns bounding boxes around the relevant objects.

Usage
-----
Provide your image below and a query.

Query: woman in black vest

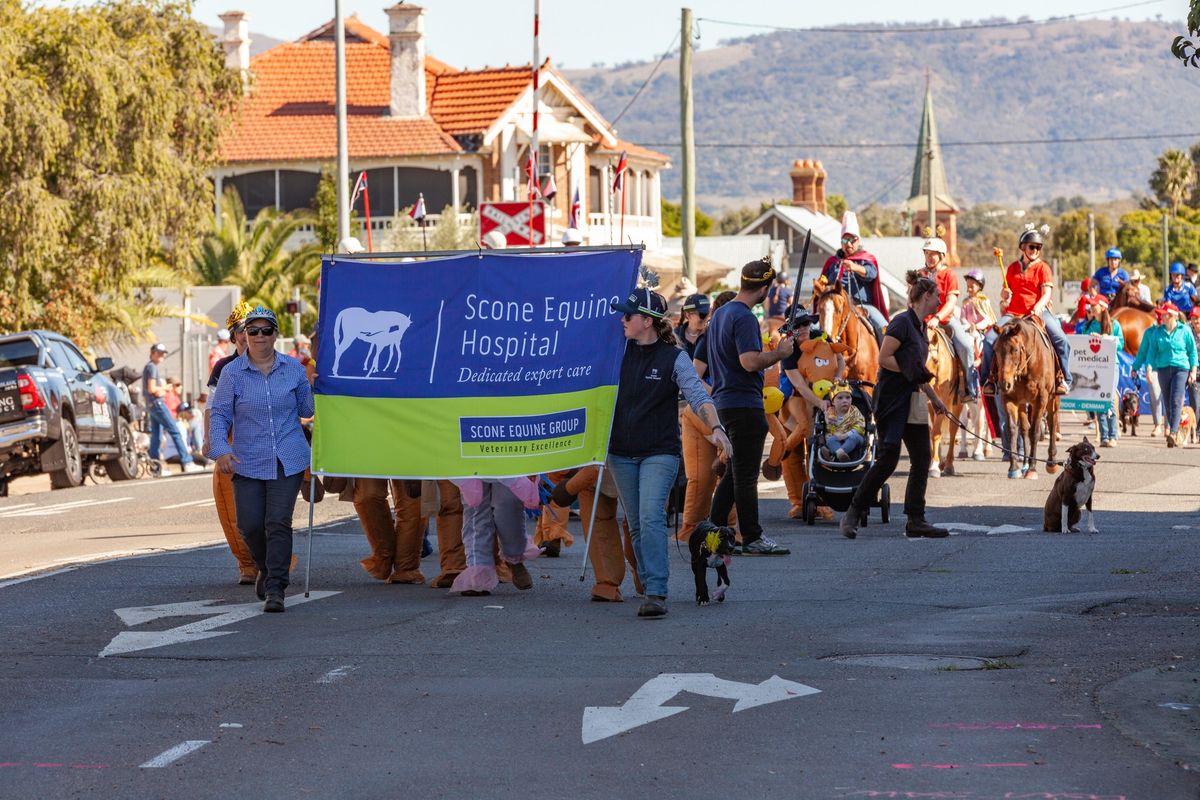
[609,288,731,618]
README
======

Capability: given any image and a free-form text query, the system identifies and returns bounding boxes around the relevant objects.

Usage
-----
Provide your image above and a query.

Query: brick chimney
[384,3,427,118]
[219,11,251,91]
[789,159,827,215]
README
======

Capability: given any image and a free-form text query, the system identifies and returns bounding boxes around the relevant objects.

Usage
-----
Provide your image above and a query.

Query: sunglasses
[1023,244,1043,251]
[245,326,276,337]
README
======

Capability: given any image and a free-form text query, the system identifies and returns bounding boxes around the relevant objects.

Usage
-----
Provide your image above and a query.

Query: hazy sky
[176,0,1179,69]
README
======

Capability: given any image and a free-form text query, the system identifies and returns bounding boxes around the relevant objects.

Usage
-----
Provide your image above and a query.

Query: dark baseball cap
[682,293,711,315]
[611,287,667,319]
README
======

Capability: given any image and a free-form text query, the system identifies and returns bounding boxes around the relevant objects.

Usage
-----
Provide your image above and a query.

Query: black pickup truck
[0,330,141,495]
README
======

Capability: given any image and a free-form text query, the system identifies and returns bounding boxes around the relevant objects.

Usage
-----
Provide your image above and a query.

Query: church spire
[906,76,958,213]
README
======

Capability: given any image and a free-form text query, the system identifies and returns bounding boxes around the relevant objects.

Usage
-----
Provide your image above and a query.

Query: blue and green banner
[311,249,641,478]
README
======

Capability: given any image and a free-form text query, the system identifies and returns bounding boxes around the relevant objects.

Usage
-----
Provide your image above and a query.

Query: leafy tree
[1149,149,1196,218]
[1116,207,1200,294]
[826,194,848,222]
[0,0,242,345]
[192,190,320,337]
[381,206,479,251]
[1051,209,1115,281]
[858,202,903,237]
[1172,1,1200,66]
[660,198,713,237]
[716,203,773,235]
[313,165,339,253]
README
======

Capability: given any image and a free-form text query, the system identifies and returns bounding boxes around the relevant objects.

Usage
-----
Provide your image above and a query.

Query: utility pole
[1162,212,1170,289]
[334,0,350,245]
[291,287,302,341]
[680,7,696,284]
[1087,212,1095,274]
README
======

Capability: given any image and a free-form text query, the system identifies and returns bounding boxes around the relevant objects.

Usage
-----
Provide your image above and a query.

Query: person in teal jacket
[1079,296,1124,445]
[1131,302,1198,447]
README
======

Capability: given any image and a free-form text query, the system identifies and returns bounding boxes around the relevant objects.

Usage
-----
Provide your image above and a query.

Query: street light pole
[335,0,350,244]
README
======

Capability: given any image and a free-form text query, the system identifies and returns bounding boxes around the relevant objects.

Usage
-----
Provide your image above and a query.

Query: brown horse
[925,326,965,477]
[811,278,880,386]
[1109,282,1154,355]
[993,317,1059,479]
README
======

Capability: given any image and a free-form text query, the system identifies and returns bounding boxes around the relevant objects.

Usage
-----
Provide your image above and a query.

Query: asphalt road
[0,415,1197,800]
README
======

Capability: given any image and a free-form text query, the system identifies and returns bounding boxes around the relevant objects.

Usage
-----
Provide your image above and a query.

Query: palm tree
[191,190,321,336]
[1149,149,1196,218]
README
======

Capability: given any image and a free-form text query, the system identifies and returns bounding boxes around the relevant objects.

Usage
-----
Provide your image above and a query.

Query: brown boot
[509,562,533,590]
[839,507,860,539]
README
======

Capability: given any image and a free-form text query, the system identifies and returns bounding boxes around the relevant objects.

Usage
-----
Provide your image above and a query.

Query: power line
[639,132,1200,150]
[610,30,680,127]
[697,0,1164,36]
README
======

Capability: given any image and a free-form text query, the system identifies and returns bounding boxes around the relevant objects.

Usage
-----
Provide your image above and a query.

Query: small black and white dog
[1043,438,1100,534]
[688,520,737,605]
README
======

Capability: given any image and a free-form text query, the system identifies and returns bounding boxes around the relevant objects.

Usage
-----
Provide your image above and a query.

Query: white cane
[303,473,316,598]
[577,465,607,582]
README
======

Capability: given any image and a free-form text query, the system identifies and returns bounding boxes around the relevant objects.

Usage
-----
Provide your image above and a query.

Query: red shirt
[1005,259,1053,317]
[933,268,960,308]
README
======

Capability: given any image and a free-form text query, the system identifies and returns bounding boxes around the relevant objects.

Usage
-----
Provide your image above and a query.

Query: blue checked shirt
[209,352,315,479]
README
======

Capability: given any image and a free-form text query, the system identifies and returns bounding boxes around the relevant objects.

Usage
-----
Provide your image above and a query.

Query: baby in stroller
[818,383,866,463]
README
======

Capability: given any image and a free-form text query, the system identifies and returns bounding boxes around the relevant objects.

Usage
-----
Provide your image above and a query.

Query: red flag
[569,187,581,228]
[541,173,557,203]
[611,151,628,193]
[350,171,368,208]
[525,153,540,198]
[409,193,426,221]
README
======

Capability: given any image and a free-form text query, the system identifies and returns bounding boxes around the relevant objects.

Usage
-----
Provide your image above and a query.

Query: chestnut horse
[993,317,1059,479]
[925,326,964,477]
[812,279,880,386]
[1110,282,1154,355]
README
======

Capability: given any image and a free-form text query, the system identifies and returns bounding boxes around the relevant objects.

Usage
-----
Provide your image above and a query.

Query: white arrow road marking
[582,673,819,744]
[0,497,132,518]
[940,522,1033,536]
[100,591,339,657]
[140,740,210,768]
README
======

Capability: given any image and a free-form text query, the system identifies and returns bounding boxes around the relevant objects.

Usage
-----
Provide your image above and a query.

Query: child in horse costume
[981,225,1073,397]
[819,211,889,345]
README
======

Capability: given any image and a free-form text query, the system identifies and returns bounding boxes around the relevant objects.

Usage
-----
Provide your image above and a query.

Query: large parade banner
[1062,333,1118,413]
[311,249,641,479]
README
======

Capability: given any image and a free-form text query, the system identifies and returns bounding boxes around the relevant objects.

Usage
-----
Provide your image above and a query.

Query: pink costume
[449,478,540,594]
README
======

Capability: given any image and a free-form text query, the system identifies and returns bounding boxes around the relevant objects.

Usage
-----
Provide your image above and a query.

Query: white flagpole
[530,0,540,245]
[334,0,350,244]
[577,466,606,582]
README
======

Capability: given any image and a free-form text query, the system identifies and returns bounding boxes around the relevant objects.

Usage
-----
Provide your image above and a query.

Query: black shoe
[263,593,285,613]
[540,539,561,558]
[255,571,266,601]
[839,509,859,539]
[638,596,667,618]
[905,518,950,538]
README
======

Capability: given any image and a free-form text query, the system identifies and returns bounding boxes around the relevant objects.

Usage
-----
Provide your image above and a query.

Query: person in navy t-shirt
[705,258,795,556]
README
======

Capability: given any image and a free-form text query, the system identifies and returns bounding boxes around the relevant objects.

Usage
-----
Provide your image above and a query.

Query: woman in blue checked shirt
[209,306,315,613]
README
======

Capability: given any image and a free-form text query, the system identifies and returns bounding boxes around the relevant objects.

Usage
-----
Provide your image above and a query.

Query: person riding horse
[1162,261,1198,315]
[1091,247,1129,301]
[918,237,978,399]
[819,211,888,345]
[980,225,1072,397]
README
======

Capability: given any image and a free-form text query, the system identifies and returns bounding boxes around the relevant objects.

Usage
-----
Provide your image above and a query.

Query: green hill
[565,18,1200,212]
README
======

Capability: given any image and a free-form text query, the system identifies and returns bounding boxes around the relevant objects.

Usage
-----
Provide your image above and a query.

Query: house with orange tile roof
[214,4,669,249]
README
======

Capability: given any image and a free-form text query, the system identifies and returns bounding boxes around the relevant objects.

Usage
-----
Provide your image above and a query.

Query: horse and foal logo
[331,307,413,378]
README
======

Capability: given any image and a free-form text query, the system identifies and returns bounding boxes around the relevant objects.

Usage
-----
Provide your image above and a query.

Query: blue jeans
[608,453,679,599]
[1099,408,1117,442]
[943,316,980,397]
[232,460,304,594]
[981,311,1072,390]
[147,399,192,465]
[862,304,887,341]
[1156,366,1189,434]
[828,430,864,457]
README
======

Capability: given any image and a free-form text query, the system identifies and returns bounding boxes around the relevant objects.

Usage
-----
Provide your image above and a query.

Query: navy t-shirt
[706,300,764,410]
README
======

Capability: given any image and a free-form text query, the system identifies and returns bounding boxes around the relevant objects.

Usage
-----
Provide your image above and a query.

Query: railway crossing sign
[480,202,546,246]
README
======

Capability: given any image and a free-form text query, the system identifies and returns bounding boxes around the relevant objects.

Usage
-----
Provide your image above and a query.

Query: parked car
[0,331,140,495]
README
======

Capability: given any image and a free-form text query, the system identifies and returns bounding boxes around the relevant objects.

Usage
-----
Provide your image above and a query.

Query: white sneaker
[181,463,205,474]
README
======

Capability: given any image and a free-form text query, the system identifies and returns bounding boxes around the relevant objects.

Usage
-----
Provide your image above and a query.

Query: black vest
[609,339,682,457]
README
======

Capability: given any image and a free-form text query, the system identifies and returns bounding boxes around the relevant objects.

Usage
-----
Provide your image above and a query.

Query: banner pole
[304,472,316,597]
[577,465,605,582]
